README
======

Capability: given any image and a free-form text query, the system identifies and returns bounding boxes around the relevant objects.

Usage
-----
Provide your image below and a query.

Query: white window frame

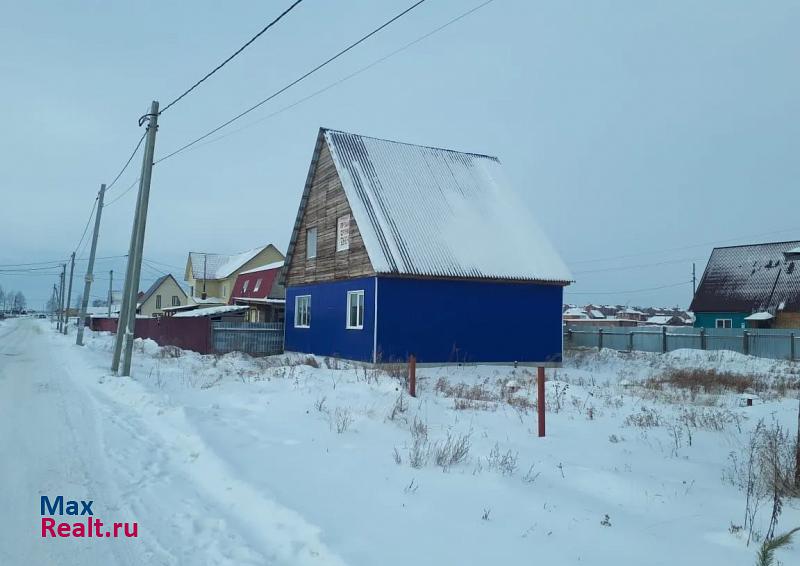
[295,295,311,328]
[171,295,180,306]
[222,284,228,298]
[253,278,262,292]
[155,294,162,309]
[243,280,250,293]
[307,227,318,259]
[715,318,732,329]
[336,215,350,252]
[346,290,365,330]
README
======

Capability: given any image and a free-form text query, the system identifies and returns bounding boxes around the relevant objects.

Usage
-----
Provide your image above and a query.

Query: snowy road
[0,319,343,566]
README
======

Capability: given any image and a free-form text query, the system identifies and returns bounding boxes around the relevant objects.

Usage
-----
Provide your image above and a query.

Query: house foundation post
[537,366,546,438]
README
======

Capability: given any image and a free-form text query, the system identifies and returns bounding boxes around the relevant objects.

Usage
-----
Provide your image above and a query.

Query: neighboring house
[562,307,590,320]
[690,240,800,329]
[616,307,646,322]
[184,244,284,303]
[136,274,188,318]
[282,128,572,364]
[644,314,685,326]
[228,261,286,323]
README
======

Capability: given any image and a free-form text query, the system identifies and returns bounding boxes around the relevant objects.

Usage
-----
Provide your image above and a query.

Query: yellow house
[184,244,285,303]
[137,274,188,317]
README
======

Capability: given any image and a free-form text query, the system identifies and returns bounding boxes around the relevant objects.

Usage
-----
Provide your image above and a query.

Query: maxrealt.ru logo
[40,496,138,538]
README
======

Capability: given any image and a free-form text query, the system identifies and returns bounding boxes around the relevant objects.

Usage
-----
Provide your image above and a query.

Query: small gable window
[307,227,318,259]
[243,280,250,293]
[172,296,180,306]
[156,295,162,309]
[254,278,262,292]
[336,215,350,252]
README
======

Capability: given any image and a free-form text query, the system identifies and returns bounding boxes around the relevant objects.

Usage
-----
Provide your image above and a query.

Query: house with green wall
[690,240,800,329]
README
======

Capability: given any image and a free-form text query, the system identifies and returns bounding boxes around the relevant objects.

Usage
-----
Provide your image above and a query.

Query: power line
[106,132,147,191]
[182,0,498,155]
[569,227,799,265]
[573,256,703,275]
[105,176,141,207]
[565,280,692,296]
[159,0,305,115]
[72,197,99,255]
[155,0,431,165]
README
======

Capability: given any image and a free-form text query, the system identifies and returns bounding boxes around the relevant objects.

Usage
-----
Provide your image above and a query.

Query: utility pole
[63,252,75,335]
[58,264,66,332]
[202,253,207,300]
[76,184,105,346]
[51,284,57,322]
[108,269,113,318]
[119,101,159,377]
[692,262,696,296]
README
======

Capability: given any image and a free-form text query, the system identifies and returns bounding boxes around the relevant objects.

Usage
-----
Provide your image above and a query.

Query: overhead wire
[106,132,147,191]
[182,0,498,155]
[155,0,431,165]
[159,0,305,115]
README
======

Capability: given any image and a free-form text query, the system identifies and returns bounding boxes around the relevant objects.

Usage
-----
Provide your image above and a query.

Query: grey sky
[1,0,797,309]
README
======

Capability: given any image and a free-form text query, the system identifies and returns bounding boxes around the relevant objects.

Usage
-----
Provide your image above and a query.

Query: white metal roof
[744,311,774,321]
[173,305,248,318]
[239,261,284,275]
[188,245,270,280]
[323,129,572,283]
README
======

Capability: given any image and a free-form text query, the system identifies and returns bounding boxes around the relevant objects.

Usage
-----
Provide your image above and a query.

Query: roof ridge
[322,127,500,162]
[711,239,800,252]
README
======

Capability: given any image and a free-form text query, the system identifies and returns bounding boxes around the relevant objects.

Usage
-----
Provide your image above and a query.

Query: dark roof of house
[690,240,800,313]
[283,128,572,284]
[139,274,186,305]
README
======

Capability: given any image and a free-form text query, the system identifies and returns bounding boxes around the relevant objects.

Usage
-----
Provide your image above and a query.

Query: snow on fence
[212,322,284,356]
[565,326,799,361]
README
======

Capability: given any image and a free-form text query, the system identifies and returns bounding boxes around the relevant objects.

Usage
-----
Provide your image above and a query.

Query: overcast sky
[1,0,797,309]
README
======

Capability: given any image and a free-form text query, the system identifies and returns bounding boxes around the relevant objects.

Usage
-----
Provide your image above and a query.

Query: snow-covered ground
[1,317,799,565]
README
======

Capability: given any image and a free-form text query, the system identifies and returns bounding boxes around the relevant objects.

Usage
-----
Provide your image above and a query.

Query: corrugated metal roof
[690,240,800,313]
[322,129,572,283]
[188,245,269,280]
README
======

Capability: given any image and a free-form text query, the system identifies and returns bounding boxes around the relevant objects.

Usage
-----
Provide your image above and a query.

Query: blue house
[282,128,573,364]
[690,241,800,329]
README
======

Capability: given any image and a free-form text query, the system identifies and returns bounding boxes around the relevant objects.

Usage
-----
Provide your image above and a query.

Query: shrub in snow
[623,407,663,428]
[486,442,518,476]
[432,431,471,471]
[333,407,352,434]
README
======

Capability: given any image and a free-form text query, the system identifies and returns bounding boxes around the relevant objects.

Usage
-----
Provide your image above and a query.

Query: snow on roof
[173,305,248,318]
[231,297,285,304]
[321,129,572,283]
[190,296,226,305]
[240,261,284,275]
[646,315,674,325]
[563,307,589,318]
[744,311,774,321]
[188,245,271,280]
[589,309,606,319]
[690,240,800,313]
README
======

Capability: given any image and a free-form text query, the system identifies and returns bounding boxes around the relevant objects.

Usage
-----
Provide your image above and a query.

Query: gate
[212,322,284,356]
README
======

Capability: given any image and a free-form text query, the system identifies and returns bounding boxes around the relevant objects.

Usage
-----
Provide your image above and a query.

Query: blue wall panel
[284,277,375,362]
[694,312,747,329]
[376,277,564,364]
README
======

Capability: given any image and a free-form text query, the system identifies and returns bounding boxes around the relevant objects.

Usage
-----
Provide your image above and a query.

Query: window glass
[347,290,364,329]
[295,295,311,327]
[307,227,318,259]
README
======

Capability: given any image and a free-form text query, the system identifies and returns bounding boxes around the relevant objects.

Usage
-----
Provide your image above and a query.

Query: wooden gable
[285,139,374,286]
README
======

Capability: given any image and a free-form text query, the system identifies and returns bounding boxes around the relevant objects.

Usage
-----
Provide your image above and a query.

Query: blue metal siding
[694,312,747,329]
[284,277,375,361]
[376,277,564,364]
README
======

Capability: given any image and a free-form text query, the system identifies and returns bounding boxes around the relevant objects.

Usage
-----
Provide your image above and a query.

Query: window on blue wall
[295,295,311,328]
[346,290,364,329]
[715,318,732,329]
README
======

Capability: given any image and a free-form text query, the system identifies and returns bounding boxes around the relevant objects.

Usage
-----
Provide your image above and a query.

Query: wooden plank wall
[286,142,375,286]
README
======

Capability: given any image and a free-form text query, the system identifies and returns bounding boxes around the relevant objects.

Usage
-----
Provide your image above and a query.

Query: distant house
[690,240,800,329]
[184,244,284,304]
[644,314,685,326]
[228,261,286,323]
[563,307,590,320]
[136,274,188,318]
[282,128,572,364]
[616,307,646,322]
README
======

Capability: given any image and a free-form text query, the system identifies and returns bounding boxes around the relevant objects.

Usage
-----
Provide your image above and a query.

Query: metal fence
[565,326,800,361]
[212,322,284,356]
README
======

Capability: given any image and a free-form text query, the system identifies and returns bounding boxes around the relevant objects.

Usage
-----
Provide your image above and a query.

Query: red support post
[537,366,546,437]
[408,355,417,397]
